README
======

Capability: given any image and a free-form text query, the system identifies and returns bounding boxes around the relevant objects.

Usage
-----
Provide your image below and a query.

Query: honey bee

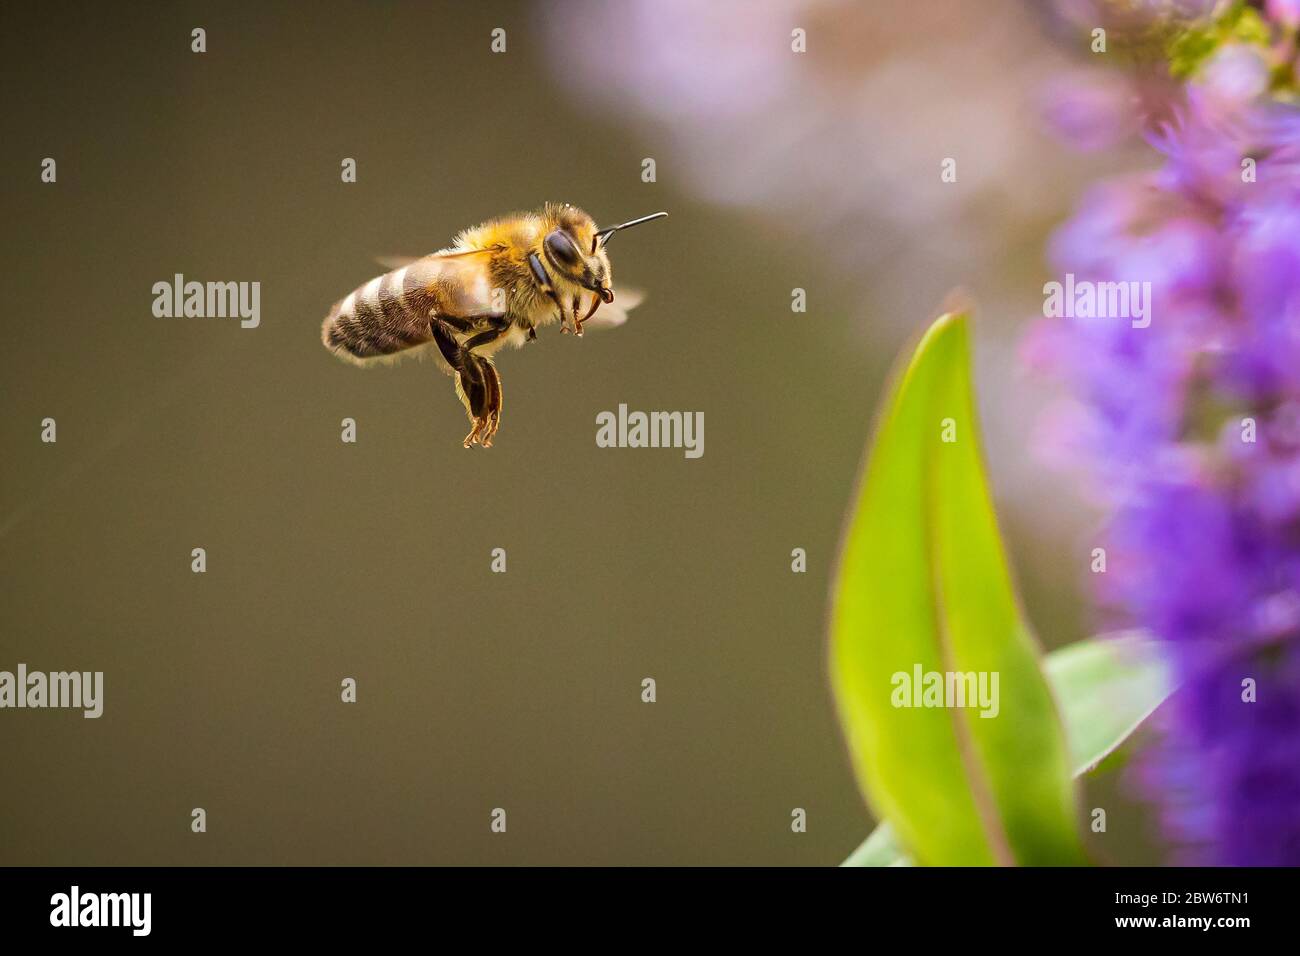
[321,203,667,448]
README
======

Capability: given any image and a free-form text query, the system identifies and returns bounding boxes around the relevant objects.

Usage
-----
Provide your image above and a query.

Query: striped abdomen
[321,263,442,362]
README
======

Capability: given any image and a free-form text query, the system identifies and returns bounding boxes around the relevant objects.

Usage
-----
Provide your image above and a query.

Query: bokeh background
[2,0,1165,864]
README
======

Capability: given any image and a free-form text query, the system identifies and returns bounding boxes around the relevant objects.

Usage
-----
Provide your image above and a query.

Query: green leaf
[841,821,912,868]
[843,633,1175,866]
[829,312,1084,866]
[1046,632,1173,777]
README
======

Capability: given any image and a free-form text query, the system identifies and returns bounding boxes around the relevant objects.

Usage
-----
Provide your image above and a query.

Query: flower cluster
[1026,1,1300,863]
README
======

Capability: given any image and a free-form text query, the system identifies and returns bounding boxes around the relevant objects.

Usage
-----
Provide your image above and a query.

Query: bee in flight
[321,203,667,448]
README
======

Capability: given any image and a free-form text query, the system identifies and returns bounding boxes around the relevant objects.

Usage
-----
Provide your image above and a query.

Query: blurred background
[1,0,1166,864]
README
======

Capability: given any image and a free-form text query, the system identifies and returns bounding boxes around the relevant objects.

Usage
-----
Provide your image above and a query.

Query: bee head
[540,204,667,306]
[540,204,609,304]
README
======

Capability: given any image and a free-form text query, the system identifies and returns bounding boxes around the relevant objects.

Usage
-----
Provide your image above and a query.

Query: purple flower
[1040,69,1143,152]
[1031,6,1300,863]
[1269,0,1300,27]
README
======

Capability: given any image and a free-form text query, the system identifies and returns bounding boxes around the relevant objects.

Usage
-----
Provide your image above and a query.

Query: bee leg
[529,253,568,332]
[575,290,602,336]
[430,317,491,447]
[474,355,503,446]
[463,326,506,351]
[466,311,512,333]
[436,312,509,334]
[435,315,474,333]
[455,369,493,448]
[463,326,508,446]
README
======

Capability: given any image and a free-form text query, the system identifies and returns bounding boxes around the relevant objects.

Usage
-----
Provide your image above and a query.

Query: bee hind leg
[430,318,493,448]
[463,326,506,447]
[452,370,494,448]
[475,356,503,447]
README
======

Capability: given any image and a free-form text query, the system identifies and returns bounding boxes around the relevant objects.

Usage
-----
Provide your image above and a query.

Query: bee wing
[374,254,421,271]
[414,249,500,316]
[584,287,645,331]
[374,247,495,272]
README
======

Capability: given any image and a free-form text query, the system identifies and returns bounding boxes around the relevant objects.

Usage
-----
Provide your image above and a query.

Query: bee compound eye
[544,230,581,268]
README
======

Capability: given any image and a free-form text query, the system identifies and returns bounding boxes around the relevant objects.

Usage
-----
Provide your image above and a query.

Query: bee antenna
[594,211,668,250]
